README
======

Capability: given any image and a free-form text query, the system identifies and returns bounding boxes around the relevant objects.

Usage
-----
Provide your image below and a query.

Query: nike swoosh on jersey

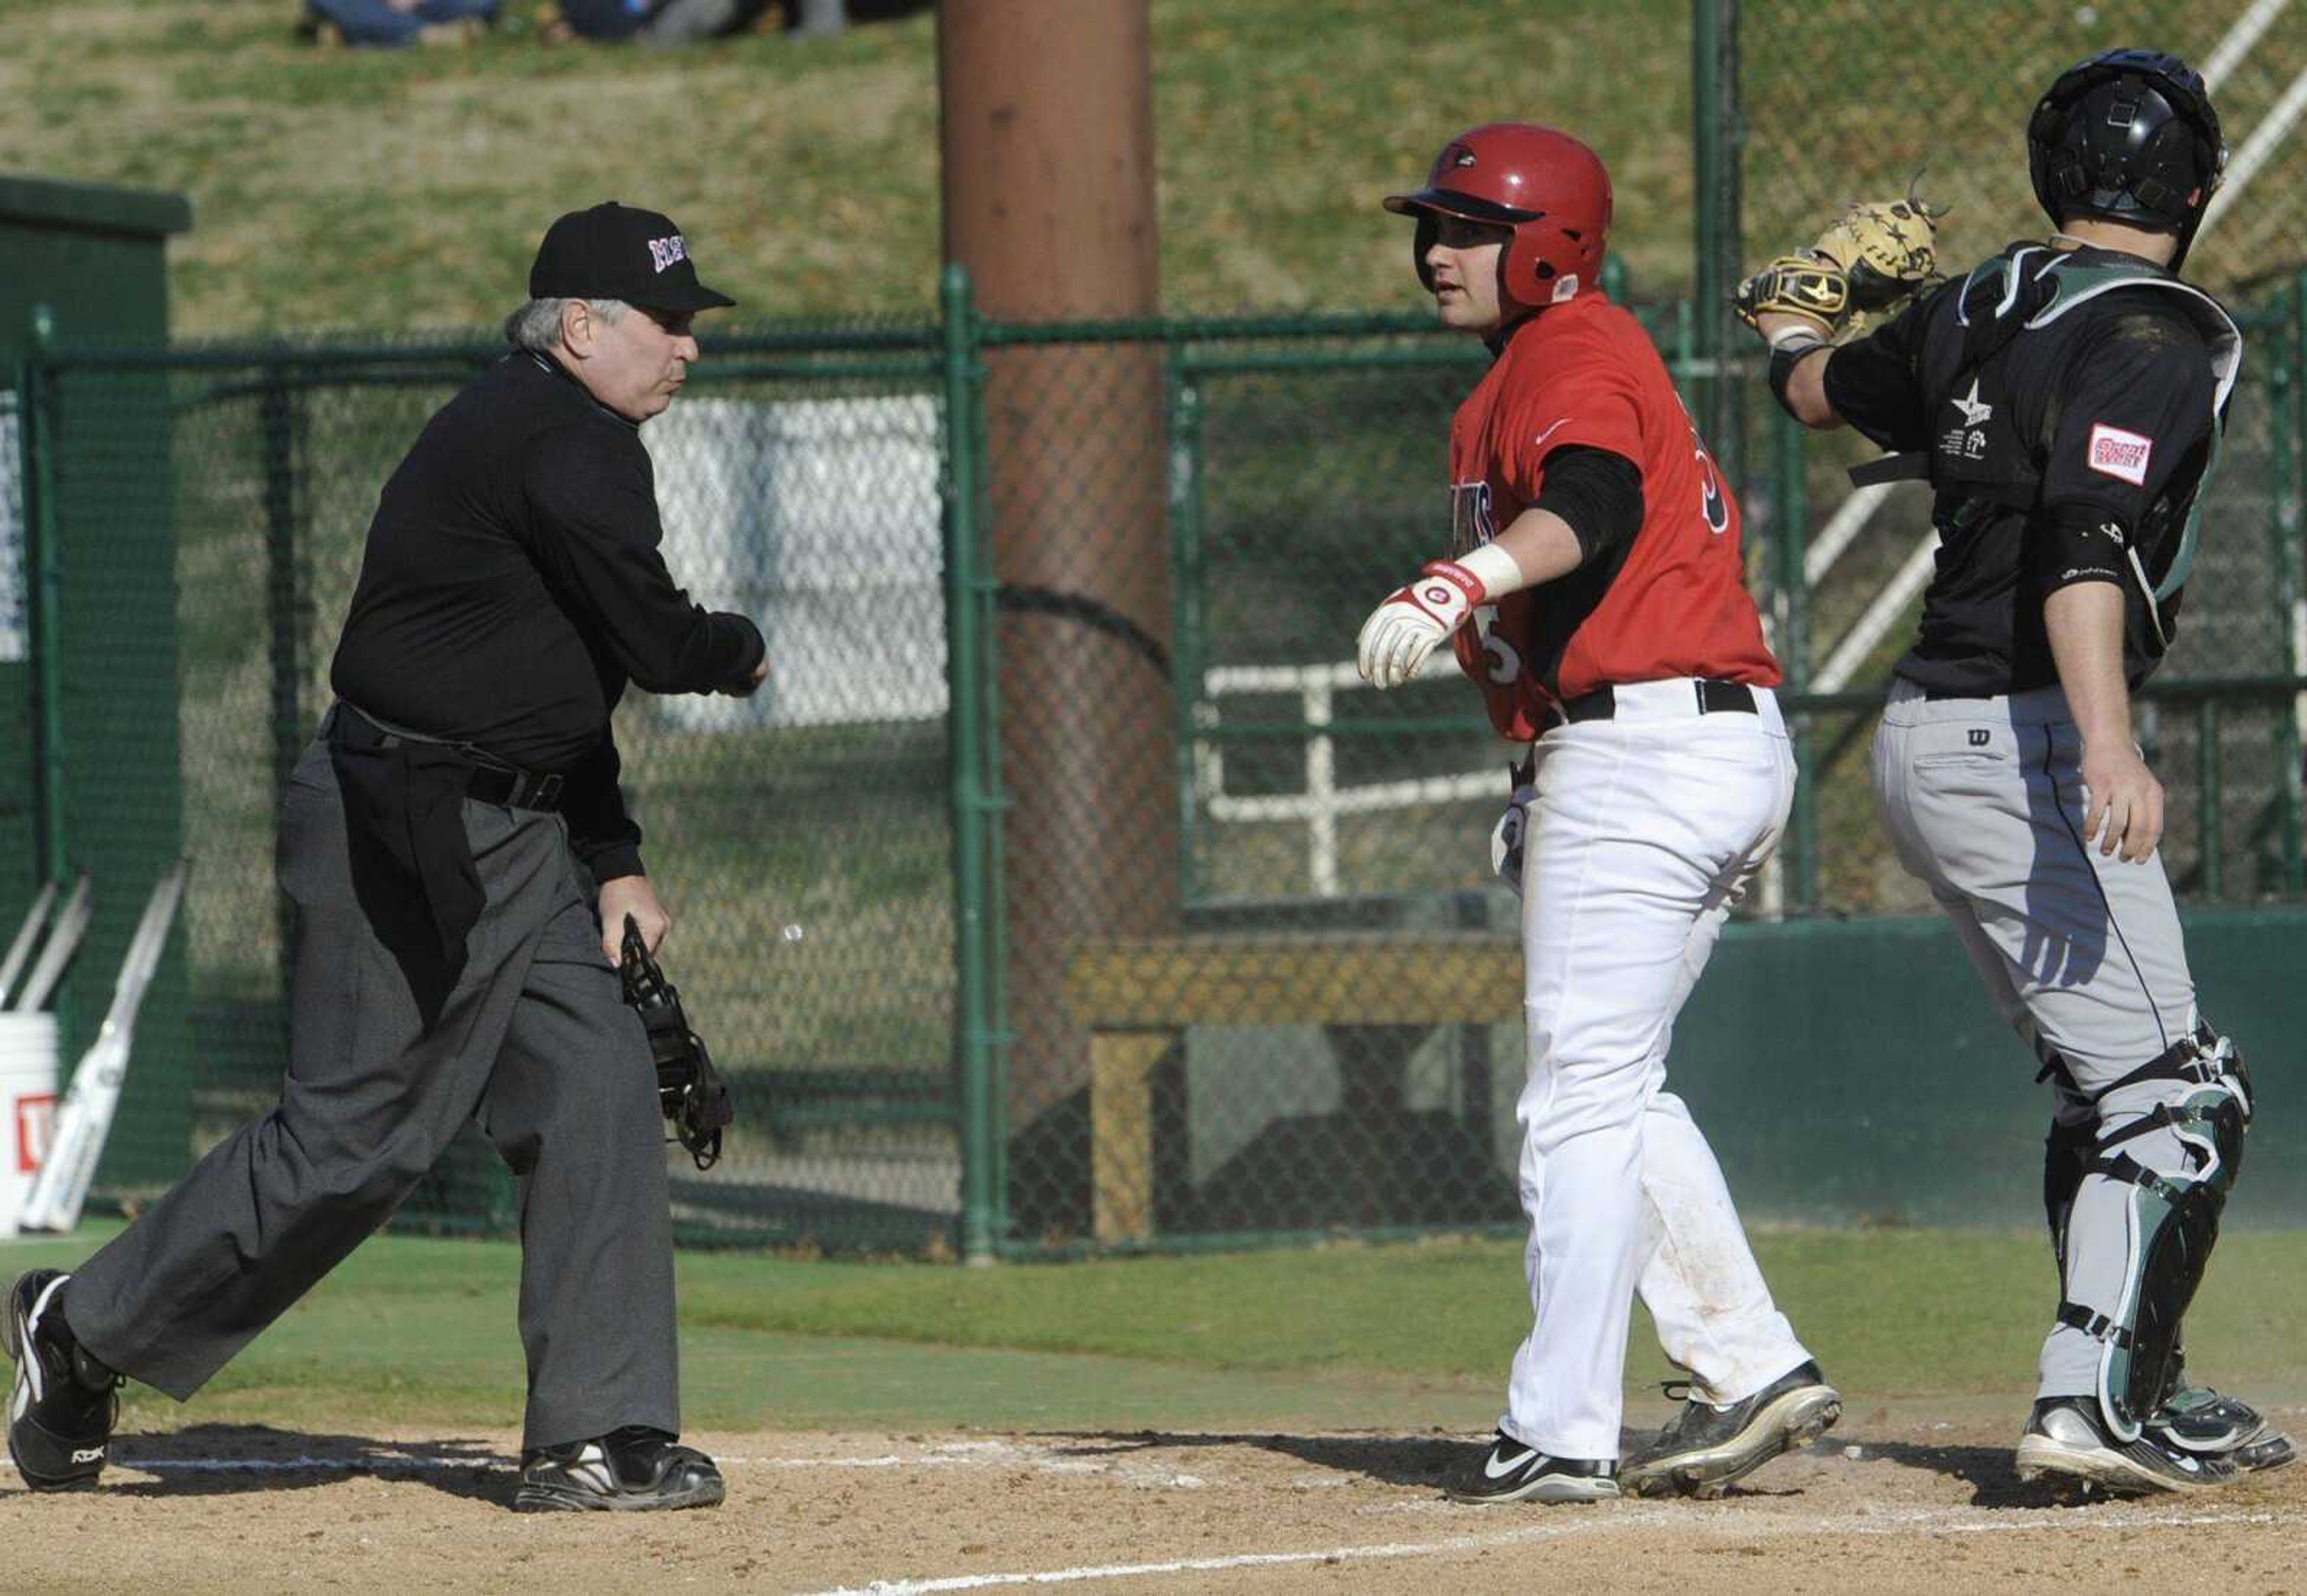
[1533,418,1570,449]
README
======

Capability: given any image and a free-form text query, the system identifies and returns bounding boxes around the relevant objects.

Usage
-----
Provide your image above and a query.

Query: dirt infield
[5,1401,2305,1595]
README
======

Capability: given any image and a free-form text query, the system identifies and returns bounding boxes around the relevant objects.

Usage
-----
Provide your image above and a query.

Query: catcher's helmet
[1384,124,1612,311]
[2027,49,2225,272]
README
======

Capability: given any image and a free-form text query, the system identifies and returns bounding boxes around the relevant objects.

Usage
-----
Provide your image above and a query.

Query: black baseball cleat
[512,1425,725,1512]
[2146,1376,2294,1473]
[5,1270,120,1492]
[2016,1396,2240,1495]
[2148,1383,2266,1453]
[2225,1430,2300,1473]
[1620,1359,1841,1499]
[1444,1431,1617,1505]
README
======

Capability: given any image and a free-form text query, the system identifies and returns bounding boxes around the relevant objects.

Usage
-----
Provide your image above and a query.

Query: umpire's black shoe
[4,1270,120,1491]
[512,1425,725,1513]
[1444,1431,1617,1505]
[1620,1359,1841,1499]
[2016,1397,2239,1495]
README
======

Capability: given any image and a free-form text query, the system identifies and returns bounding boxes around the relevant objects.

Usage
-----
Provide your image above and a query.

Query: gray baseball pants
[63,738,679,1449]
[1871,678,2219,1402]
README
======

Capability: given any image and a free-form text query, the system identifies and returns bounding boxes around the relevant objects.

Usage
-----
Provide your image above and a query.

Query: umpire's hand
[598,875,670,966]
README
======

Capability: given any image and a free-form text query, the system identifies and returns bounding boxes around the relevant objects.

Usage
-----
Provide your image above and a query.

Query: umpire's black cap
[528,201,737,313]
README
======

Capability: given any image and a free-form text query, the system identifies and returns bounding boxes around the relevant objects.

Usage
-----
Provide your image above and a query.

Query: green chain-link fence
[9,264,2305,1255]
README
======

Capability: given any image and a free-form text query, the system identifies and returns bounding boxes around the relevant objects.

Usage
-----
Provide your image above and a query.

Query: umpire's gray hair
[502,296,630,353]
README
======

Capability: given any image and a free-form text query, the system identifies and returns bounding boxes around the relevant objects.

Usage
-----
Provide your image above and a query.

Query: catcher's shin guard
[2057,1029,2249,1442]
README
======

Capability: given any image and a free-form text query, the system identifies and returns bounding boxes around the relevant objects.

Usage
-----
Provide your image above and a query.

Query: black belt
[327,703,567,812]
[1555,679,1757,725]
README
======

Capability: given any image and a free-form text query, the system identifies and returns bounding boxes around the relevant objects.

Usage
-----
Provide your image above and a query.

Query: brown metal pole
[940,0,1178,1235]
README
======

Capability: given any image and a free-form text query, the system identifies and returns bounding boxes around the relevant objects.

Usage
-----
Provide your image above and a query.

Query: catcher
[1738,49,2290,1494]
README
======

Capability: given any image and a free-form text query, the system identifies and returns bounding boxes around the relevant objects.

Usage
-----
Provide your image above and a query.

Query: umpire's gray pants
[1872,679,2212,1402]
[65,739,678,1450]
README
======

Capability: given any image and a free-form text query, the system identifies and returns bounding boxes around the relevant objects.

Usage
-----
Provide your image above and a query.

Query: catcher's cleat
[1444,1431,1617,1505]
[2225,1430,2299,1474]
[512,1425,725,1513]
[2147,1383,2266,1454]
[1620,1359,1841,1500]
[2016,1397,2239,1496]
[4,1270,120,1492]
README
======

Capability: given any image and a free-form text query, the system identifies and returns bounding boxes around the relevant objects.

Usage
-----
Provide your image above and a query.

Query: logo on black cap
[530,202,735,313]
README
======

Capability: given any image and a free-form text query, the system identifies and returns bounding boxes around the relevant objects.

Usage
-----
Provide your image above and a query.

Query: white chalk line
[799,1502,2307,1596]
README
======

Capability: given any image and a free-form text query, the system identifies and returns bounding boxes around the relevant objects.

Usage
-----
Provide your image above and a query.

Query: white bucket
[0,1013,59,1238]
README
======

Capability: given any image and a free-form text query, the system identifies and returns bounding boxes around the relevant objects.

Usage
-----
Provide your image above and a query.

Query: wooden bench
[1063,933,1522,1243]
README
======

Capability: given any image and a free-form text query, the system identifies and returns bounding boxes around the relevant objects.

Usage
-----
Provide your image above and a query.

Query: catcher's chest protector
[1920,249,2239,506]
[1873,248,2245,645]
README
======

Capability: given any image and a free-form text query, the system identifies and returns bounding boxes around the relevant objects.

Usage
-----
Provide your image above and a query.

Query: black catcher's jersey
[1821,241,2239,697]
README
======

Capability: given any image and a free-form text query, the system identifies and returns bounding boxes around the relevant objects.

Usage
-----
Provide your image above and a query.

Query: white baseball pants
[1501,681,1815,1460]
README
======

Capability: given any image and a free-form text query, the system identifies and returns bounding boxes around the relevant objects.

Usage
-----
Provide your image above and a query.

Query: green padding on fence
[1665,908,2307,1228]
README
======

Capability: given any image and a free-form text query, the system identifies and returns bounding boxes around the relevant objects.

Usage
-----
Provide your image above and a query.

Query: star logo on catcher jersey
[1951,378,1993,429]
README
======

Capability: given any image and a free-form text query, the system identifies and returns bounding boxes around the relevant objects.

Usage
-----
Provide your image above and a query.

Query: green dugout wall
[1669,909,2307,1229]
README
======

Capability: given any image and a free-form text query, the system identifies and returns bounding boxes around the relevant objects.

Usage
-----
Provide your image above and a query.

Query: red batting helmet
[1383,124,1612,309]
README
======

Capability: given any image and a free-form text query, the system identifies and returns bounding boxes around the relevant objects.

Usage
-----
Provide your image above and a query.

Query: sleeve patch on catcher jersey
[2086,422,2153,487]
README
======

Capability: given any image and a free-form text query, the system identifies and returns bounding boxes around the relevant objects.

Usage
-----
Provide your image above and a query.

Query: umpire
[1742,52,2287,1494]
[5,202,764,1511]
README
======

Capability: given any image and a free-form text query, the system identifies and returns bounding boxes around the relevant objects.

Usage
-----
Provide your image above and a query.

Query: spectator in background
[305,0,498,47]
[553,0,779,44]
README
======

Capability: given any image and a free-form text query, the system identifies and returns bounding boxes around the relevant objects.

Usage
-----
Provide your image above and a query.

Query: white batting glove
[1355,560,1486,690]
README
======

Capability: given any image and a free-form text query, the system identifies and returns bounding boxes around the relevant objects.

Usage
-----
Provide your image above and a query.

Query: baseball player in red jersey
[1358,124,1840,1505]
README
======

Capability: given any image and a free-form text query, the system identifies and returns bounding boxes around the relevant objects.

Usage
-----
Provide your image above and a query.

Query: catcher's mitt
[1810,195,1942,312]
[1735,189,1945,335]
[1734,255,1851,333]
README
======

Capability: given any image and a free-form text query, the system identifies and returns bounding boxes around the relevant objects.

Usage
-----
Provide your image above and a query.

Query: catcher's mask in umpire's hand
[619,915,735,1171]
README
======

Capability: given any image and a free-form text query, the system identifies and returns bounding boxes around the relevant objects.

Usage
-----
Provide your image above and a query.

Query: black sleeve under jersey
[1533,445,1644,565]
[2029,305,2216,595]
[1819,287,1945,452]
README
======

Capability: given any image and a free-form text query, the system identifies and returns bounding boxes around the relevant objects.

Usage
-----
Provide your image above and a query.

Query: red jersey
[1445,294,1780,742]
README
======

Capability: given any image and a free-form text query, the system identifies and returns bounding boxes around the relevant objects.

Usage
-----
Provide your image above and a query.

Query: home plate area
[5,1415,2306,1594]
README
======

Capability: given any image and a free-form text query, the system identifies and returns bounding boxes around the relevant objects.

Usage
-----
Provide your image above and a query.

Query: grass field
[0,0,1699,336]
[7,0,2297,344]
[7,1222,2305,1434]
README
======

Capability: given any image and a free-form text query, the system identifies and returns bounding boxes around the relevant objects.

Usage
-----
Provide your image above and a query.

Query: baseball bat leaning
[19,859,190,1234]
[9,872,93,1015]
[0,879,60,1007]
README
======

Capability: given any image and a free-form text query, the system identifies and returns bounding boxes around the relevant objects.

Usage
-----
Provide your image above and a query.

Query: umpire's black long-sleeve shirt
[332,351,765,882]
